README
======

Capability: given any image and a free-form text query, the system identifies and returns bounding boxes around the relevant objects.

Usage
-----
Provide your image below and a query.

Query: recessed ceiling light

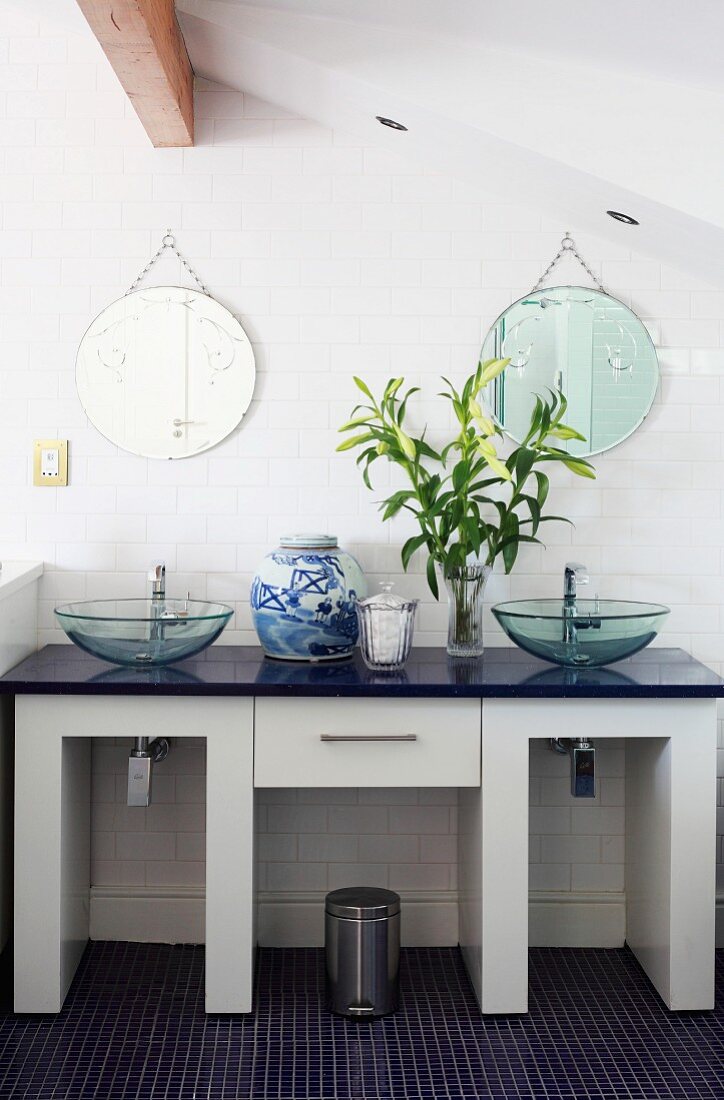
[607,210,639,225]
[376,116,408,131]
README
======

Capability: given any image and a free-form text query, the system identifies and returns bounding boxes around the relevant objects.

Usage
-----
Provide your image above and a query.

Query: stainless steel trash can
[325,886,400,1018]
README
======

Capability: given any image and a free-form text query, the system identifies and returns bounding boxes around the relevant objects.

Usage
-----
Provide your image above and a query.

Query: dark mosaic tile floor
[0,943,722,1099]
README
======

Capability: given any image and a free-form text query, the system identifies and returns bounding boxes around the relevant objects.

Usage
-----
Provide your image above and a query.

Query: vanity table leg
[625,703,717,1011]
[460,702,529,1014]
[205,711,255,1014]
[14,709,91,1012]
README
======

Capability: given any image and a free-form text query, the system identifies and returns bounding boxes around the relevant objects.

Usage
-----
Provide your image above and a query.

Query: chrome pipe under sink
[127,736,170,806]
[549,737,595,798]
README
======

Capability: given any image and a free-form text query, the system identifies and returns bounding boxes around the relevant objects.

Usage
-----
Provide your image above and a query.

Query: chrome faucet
[564,562,589,603]
[563,562,589,646]
[148,561,166,602]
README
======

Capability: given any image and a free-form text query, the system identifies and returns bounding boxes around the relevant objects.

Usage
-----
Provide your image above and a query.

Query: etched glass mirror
[76,234,255,459]
[481,284,659,457]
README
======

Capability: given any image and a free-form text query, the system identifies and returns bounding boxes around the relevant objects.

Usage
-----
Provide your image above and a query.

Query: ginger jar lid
[279,533,338,549]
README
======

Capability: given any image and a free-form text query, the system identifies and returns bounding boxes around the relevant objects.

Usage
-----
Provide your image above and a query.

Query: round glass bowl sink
[55,599,234,667]
[491,599,670,668]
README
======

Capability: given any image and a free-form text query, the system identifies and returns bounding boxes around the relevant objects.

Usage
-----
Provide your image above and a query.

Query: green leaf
[401,534,428,571]
[464,517,482,557]
[352,376,375,400]
[397,386,419,426]
[417,439,442,461]
[452,460,469,493]
[521,494,541,535]
[540,399,551,436]
[380,500,398,520]
[513,446,536,483]
[552,388,568,424]
[426,555,439,600]
[535,471,549,508]
[502,517,520,573]
[440,440,458,466]
[384,376,404,400]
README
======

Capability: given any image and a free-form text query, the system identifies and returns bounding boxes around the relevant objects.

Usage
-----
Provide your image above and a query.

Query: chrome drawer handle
[320,734,417,742]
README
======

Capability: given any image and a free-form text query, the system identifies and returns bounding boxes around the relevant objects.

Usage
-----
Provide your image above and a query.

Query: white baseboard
[90,886,206,944]
[90,887,640,949]
[256,890,458,947]
[529,891,625,948]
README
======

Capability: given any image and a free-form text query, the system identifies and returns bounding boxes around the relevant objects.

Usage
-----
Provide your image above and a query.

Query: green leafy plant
[336,358,595,598]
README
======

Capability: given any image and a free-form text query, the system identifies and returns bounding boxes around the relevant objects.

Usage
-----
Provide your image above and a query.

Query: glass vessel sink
[55,599,233,667]
[492,599,670,668]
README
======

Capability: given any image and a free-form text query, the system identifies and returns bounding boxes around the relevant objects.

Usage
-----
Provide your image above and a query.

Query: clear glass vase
[443,564,492,658]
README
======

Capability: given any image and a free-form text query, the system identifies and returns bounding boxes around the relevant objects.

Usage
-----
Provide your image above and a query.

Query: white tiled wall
[2,10,724,922]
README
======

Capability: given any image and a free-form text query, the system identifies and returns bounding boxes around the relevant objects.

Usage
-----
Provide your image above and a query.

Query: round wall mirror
[480,285,659,456]
[76,286,256,459]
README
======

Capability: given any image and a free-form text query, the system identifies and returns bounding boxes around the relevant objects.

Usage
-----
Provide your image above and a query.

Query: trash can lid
[325,886,400,920]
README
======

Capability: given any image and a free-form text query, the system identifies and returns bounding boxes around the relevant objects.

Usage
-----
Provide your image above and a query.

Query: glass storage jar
[355,583,418,672]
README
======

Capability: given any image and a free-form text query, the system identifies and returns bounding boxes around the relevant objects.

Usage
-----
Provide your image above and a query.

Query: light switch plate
[33,439,68,487]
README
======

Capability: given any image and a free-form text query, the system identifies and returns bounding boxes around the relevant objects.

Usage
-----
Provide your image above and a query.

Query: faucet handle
[148,560,166,581]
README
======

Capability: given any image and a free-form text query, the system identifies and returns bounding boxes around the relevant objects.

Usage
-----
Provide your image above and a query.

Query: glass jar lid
[278,533,338,549]
[356,581,418,610]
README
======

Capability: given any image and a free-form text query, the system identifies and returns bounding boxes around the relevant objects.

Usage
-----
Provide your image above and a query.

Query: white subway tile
[529,807,571,836]
[540,836,600,864]
[176,833,205,861]
[116,832,175,861]
[571,864,624,892]
[298,835,358,862]
[390,863,449,890]
[529,864,571,891]
[267,862,327,891]
[146,861,205,887]
[358,835,419,862]
[388,807,451,835]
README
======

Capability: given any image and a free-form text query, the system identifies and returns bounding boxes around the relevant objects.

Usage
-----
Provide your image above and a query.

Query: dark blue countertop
[0,645,722,698]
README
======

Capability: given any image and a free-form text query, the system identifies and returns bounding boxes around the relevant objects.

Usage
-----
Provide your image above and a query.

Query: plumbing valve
[549,736,595,798]
[127,736,170,807]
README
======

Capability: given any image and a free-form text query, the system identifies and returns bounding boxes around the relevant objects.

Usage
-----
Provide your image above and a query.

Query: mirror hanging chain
[530,233,606,294]
[125,230,209,296]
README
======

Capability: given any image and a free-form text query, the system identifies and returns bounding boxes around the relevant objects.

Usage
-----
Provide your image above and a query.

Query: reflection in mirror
[76,286,256,459]
[481,286,659,457]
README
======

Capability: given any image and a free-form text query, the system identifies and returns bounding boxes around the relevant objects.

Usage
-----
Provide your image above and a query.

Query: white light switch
[33,439,68,487]
[41,448,59,477]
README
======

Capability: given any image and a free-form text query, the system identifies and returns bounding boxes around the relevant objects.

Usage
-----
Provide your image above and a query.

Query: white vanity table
[2,644,719,1017]
[0,561,42,957]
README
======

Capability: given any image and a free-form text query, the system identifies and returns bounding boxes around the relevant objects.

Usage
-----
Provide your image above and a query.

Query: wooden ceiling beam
[75,0,194,147]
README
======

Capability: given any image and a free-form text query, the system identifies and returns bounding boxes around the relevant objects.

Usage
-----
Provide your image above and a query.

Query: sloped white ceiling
[176,0,724,286]
[197,0,724,94]
[13,0,724,285]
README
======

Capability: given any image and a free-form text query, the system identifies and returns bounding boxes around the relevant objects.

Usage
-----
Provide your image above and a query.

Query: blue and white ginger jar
[251,534,366,661]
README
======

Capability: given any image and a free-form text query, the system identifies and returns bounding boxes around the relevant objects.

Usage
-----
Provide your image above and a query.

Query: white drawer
[254,698,480,788]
